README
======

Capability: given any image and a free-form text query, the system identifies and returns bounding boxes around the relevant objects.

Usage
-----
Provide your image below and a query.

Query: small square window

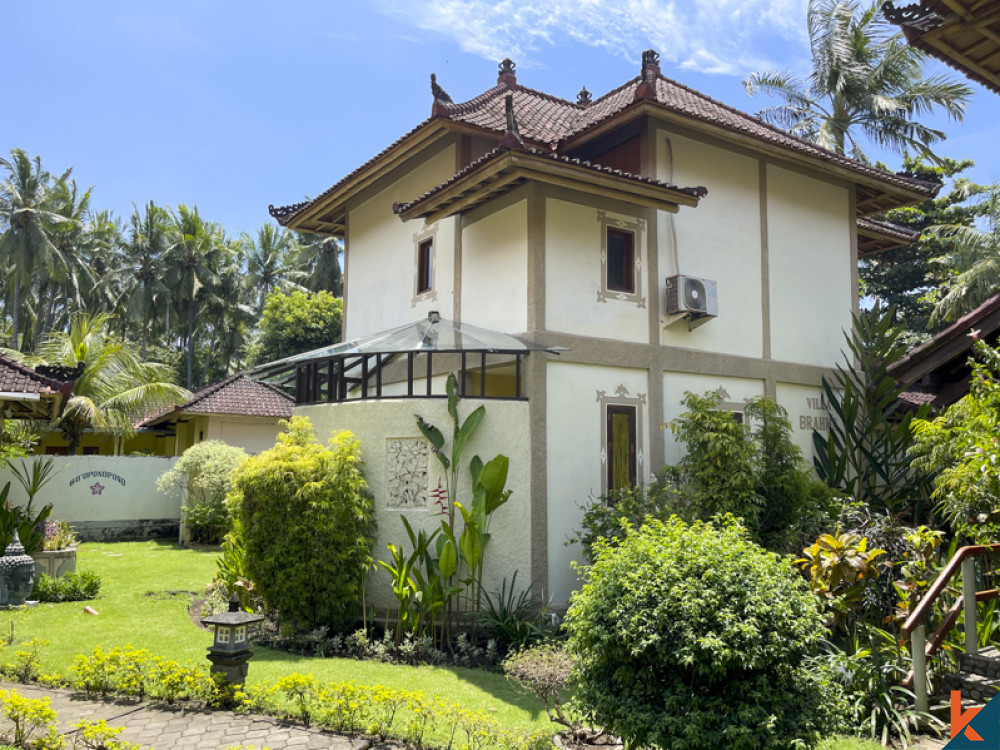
[417,238,433,295]
[606,229,635,294]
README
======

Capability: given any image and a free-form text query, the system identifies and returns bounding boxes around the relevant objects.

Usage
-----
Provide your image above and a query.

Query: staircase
[940,647,1000,706]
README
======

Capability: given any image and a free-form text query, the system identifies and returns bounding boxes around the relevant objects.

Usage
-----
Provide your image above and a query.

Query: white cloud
[374,0,809,76]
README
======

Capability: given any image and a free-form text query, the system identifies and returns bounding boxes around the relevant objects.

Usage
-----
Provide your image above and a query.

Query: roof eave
[281,119,510,235]
[395,149,702,223]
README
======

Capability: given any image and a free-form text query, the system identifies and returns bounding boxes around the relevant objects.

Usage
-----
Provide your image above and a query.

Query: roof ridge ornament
[430,73,453,117]
[882,2,945,33]
[577,86,592,107]
[498,58,517,86]
[634,49,660,101]
[499,93,525,149]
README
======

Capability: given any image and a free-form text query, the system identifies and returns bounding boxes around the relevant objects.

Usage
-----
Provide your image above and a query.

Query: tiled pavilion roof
[0,354,75,420]
[138,374,293,429]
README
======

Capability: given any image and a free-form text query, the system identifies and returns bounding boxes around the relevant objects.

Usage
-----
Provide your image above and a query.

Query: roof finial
[577,86,592,107]
[641,49,661,75]
[634,49,660,101]
[430,73,453,104]
[430,73,453,117]
[498,58,517,86]
[499,93,524,149]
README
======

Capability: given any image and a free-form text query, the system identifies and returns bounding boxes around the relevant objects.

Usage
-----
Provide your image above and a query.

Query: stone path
[0,682,375,750]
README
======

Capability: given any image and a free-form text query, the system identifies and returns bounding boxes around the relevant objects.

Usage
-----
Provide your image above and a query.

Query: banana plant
[456,453,512,633]
[416,375,485,530]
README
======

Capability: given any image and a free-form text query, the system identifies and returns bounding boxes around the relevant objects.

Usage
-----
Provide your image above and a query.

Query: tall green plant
[411,374,512,641]
[814,307,932,518]
[4,456,56,515]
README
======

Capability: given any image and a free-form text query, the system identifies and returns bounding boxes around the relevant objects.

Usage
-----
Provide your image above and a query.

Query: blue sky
[7,1,999,237]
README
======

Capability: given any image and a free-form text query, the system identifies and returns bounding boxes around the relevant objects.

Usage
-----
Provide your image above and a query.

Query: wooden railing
[902,544,1000,710]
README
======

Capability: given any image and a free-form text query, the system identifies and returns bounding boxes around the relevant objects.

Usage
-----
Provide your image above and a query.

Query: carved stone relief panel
[386,438,429,508]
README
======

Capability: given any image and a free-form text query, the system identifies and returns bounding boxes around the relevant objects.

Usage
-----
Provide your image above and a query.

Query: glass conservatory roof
[249,312,562,380]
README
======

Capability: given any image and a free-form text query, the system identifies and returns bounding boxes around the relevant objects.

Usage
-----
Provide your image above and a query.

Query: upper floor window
[417,238,433,295]
[597,211,645,308]
[606,228,635,294]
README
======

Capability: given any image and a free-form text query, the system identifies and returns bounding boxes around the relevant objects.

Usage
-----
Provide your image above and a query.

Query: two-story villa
[261,51,938,604]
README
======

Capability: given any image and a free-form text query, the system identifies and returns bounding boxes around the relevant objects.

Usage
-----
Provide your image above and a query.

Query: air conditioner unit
[665,274,718,319]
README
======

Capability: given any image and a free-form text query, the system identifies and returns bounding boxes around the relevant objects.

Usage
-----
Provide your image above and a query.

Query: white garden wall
[0,455,181,541]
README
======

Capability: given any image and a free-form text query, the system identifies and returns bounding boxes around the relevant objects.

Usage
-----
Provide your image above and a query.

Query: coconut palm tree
[0,149,72,349]
[928,188,1000,325]
[122,202,172,358]
[164,204,226,388]
[295,231,343,296]
[243,224,303,308]
[743,0,971,162]
[29,313,191,453]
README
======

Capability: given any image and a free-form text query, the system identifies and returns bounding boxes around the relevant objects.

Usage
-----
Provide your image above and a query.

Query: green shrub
[569,474,678,563]
[565,516,847,750]
[31,571,101,603]
[665,392,838,550]
[229,417,376,634]
[158,440,249,544]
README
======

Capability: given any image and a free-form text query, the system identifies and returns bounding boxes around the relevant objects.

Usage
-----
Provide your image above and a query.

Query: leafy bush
[158,440,248,544]
[229,417,376,634]
[31,571,101,603]
[910,337,1000,538]
[565,516,847,749]
[665,392,838,550]
[569,475,678,563]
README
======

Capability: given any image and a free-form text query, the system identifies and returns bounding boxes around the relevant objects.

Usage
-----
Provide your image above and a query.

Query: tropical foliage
[860,156,989,342]
[813,307,932,519]
[743,0,971,162]
[0,148,343,390]
[228,416,376,633]
[565,516,847,749]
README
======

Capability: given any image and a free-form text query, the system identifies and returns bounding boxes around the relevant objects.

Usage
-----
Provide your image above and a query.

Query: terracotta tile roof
[269,57,940,229]
[889,293,1000,381]
[391,145,708,218]
[439,75,938,196]
[138,374,293,428]
[0,353,68,395]
[857,217,920,243]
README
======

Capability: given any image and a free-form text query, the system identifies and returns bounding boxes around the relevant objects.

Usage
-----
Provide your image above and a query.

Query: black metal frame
[292,350,529,405]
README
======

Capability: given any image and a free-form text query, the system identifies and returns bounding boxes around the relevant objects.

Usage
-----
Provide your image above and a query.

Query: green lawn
[0,542,925,749]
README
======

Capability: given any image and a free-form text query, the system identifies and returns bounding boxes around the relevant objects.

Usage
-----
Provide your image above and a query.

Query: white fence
[0,455,181,541]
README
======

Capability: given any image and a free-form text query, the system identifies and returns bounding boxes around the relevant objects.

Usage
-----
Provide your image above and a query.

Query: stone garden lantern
[201,595,264,685]
[0,530,37,607]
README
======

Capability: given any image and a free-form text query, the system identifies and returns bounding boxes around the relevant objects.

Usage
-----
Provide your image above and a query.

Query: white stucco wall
[662,372,765,466]
[546,361,650,603]
[659,130,765,358]
[767,164,852,367]
[345,145,458,339]
[776,382,834,463]
[0,455,181,524]
[545,199,649,344]
[297,398,532,610]
[461,199,528,333]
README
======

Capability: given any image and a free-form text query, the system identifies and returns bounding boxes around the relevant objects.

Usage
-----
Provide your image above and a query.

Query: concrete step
[941,670,1000,703]
[960,647,1000,678]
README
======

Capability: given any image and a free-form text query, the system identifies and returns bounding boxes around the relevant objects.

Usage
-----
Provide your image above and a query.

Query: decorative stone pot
[32,546,77,580]
[0,531,37,607]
